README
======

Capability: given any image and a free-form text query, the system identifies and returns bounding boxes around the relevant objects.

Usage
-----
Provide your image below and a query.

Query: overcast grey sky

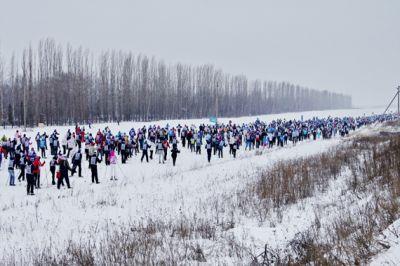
[0,0,399,107]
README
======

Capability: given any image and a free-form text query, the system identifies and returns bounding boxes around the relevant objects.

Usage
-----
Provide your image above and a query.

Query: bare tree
[0,39,352,127]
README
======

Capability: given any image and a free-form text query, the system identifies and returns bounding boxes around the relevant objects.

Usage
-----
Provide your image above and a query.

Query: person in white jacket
[61,135,67,154]
[155,139,164,164]
[109,150,117,180]
[147,140,155,160]
[66,136,75,158]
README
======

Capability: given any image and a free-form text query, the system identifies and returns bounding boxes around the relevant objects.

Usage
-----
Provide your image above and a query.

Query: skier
[140,140,150,163]
[109,150,117,180]
[205,140,212,163]
[103,141,110,165]
[190,137,195,152]
[268,132,274,148]
[186,130,192,150]
[14,147,21,167]
[218,139,225,158]
[195,136,202,154]
[17,151,26,182]
[39,135,46,158]
[181,127,186,147]
[49,156,57,185]
[156,139,164,164]
[35,133,40,151]
[61,134,67,155]
[26,161,35,195]
[84,136,91,161]
[57,155,72,189]
[88,142,97,159]
[245,133,252,151]
[33,156,45,189]
[177,124,182,137]
[8,155,16,186]
[8,138,16,158]
[232,138,238,158]
[148,139,155,160]
[212,136,218,155]
[89,152,101,184]
[171,143,180,166]
[71,149,82,177]
[292,128,299,145]
[255,133,261,149]
[28,147,36,163]
[66,135,75,158]
[74,126,81,148]
[163,139,169,161]
[120,140,127,164]
[228,135,235,155]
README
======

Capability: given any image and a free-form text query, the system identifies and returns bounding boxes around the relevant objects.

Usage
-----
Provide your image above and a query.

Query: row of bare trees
[0,39,352,127]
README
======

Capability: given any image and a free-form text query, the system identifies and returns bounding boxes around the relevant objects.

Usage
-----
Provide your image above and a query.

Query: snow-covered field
[0,107,399,264]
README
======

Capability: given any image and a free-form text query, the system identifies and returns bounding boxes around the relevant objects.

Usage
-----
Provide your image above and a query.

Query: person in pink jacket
[109,150,117,180]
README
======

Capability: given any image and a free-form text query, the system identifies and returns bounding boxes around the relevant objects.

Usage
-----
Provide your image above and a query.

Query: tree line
[0,39,352,127]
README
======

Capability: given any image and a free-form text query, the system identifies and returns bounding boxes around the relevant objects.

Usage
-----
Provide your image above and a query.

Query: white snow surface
[371,220,400,265]
[0,107,398,264]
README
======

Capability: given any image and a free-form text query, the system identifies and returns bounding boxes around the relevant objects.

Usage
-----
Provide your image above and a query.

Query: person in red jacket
[0,146,3,168]
[162,139,170,161]
[80,130,85,145]
[33,156,45,189]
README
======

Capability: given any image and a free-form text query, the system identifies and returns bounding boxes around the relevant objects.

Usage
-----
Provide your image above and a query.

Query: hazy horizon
[0,0,399,108]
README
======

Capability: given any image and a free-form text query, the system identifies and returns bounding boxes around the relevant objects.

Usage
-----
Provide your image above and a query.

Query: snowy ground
[0,107,399,264]
[371,220,400,265]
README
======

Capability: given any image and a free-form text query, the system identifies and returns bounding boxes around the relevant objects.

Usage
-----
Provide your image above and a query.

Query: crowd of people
[0,113,397,195]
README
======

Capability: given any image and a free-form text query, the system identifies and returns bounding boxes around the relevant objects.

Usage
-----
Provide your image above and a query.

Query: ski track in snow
[0,107,397,263]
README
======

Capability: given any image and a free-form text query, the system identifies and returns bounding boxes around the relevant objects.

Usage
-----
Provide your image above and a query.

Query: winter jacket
[33,158,45,174]
[109,154,117,164]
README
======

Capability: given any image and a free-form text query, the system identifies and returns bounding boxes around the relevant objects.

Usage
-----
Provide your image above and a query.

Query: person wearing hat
[49,155,58,185]
[140,139,150,163]
[88,142,97,158]
[33,156,45,189]
[26,160,35,195]
[109,150,117,180]
[17,151,27,182]
[89,152,101,184]
[71,149,82,177]
[57,155,72,189]
[205,140,213,163]
[8,155,16,186]
[170,143,180,166]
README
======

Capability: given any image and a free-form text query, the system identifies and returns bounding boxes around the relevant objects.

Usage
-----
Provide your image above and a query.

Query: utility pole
[383,86,400,115]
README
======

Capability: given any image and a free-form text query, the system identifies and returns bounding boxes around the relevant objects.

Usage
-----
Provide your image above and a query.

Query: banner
[209,117,218,124]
